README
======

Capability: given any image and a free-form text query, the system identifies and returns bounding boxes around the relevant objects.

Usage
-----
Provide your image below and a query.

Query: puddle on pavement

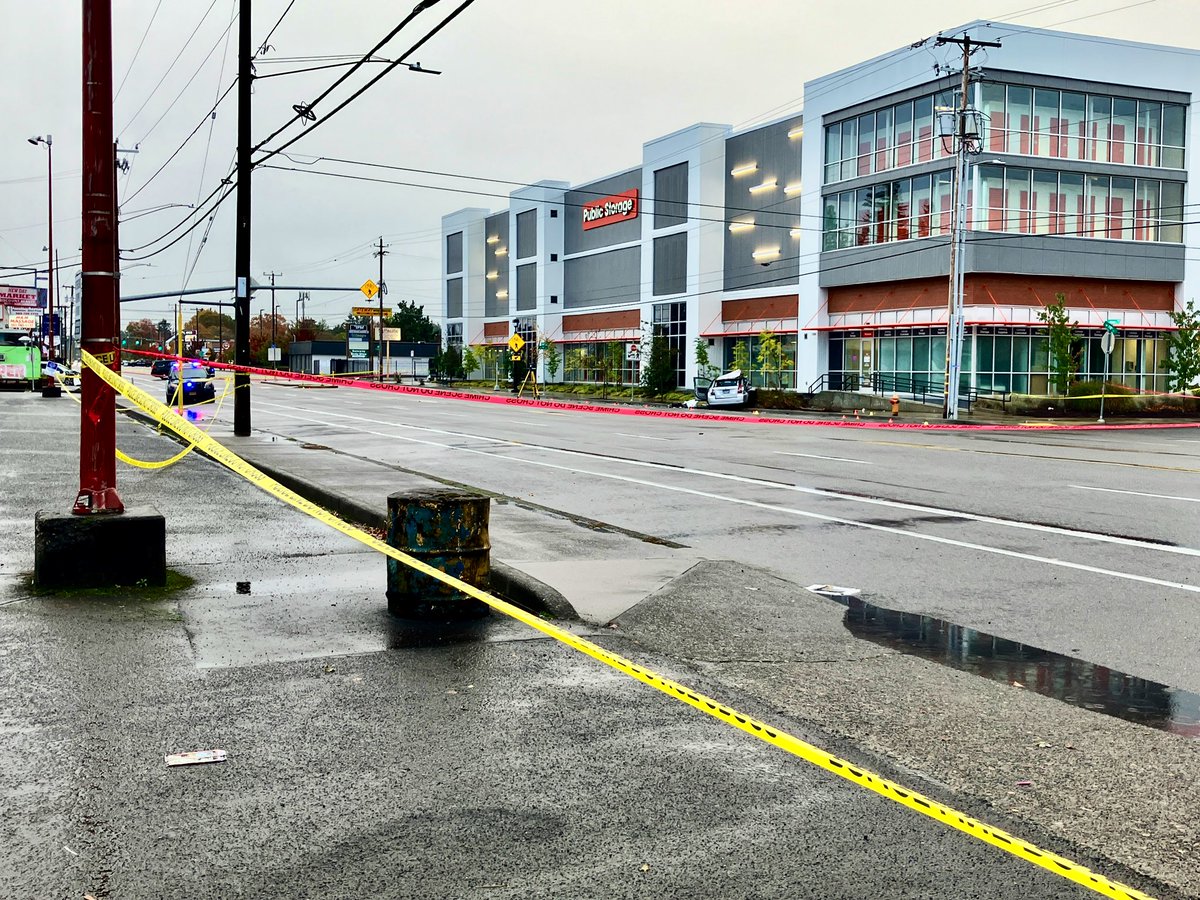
[840,597,1200,738]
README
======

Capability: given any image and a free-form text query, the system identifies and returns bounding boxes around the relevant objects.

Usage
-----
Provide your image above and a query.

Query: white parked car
[43,360,80,387]
[704,369,751,407]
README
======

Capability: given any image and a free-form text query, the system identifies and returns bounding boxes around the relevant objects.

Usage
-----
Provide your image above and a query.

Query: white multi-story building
[443,22,1196,396]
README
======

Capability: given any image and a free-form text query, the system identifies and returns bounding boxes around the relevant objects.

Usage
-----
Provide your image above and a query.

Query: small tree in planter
[462,346,480,381]
[477,345,500,388]
[1037,292,1080,395]
[757,330,784,390]
[731,339,752,380]
[693,336,720,381]
[542,339,561,384]
[641,333,676,397]
[1165,299,1200,393]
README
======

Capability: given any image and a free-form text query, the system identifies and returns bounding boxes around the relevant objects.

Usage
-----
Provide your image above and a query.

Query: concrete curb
[118,405,579,621]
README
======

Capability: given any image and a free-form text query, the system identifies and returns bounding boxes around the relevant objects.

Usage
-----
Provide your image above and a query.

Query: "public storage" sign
[582,189,638,231]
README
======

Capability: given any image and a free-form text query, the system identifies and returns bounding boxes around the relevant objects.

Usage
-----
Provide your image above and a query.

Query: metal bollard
[385,488,490,620]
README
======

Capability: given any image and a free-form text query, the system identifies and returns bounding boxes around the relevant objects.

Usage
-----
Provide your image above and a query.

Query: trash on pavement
[165,749,227,767]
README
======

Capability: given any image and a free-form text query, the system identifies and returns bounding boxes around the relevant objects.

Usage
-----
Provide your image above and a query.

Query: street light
[27,135,55,370]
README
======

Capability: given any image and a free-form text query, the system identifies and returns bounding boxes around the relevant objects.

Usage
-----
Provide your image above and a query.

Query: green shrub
[1065,380,1136,416]
[754,389,807,410]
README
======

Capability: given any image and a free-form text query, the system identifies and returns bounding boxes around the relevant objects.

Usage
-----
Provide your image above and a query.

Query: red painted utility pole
[74,0,124,515]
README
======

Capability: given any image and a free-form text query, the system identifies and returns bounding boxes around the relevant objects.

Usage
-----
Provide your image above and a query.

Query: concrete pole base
[34,507,166,589]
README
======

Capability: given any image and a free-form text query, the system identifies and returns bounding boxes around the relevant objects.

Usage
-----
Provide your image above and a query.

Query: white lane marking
[250,403,1200,595]
[776,451,871,465]
[509,420,551,428]
[1071,484,1200,504]
[615,432,670,442]
[251,400,1200,559]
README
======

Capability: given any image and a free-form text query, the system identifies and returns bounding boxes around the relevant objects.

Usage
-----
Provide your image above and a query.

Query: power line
[252,0,447,153]
[114,0,166,100]
[255,0,299,57]
[132,5,240,146]
[118,0,222,136]
[123,78,238,205]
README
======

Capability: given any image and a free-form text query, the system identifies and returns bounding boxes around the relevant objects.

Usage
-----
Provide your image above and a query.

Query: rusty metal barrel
[385,488,490,620]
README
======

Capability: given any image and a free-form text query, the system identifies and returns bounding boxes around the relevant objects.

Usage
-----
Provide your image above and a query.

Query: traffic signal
[121,337,128,346]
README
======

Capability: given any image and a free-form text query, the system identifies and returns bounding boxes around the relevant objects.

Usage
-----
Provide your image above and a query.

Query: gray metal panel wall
[967,233,1185,282]
[653,162,688,228]
[564,246,642,309]
[516,263,537,311]
[653,232,687,296]
[446,277,463,318]
[516,209,537,259]
[484,213,509,318]
[818,234,1184,287]
[446,232,463,274]
[564,168,643,254]
[724,116,803,291]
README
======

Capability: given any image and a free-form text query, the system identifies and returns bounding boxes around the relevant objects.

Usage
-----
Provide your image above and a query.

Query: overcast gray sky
[1,0,1193,331]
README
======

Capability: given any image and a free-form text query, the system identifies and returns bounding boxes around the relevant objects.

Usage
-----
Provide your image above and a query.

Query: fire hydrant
[890,395,900,418]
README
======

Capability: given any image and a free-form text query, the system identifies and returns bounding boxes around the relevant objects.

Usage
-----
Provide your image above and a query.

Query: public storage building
[442,22,1196,397]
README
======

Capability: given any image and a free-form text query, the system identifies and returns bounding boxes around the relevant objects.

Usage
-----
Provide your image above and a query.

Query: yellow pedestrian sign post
[507,333,526,353]
[360,279,379,300]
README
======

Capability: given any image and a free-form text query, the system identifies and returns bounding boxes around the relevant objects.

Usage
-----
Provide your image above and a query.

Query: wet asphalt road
[1,386,1195,899]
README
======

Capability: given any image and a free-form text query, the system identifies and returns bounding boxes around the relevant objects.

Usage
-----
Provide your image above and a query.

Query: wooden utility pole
[936,32,1000,419]
[233,0,253,435]
[374,236,388,378]
[75,0,124,514]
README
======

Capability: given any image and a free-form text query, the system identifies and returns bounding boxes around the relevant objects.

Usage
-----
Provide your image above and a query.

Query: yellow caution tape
[78,350,1157,900]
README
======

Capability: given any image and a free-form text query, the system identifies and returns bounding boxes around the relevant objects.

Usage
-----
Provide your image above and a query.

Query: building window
[825,84,1187,186]
[516,209,537,259]
[652,301,687,388]
[446,323,463,347]
[446,232,463,274]
[721,334,797,389]
[562,341,640,385]
[823,166,1184,249]
[973,165,1182,241]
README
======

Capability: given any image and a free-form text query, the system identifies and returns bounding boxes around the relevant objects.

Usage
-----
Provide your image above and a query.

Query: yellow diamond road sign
[507,333,526,353]
[360,279,379,299]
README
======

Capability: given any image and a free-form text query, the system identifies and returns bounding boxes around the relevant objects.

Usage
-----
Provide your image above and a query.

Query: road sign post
[1099,329,1116,423]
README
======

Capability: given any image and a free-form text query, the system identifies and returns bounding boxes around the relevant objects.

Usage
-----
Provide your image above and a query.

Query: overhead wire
[251,0,448,153]
[255,0,299,57]
[118,0,222,137]
[114,0,166,100]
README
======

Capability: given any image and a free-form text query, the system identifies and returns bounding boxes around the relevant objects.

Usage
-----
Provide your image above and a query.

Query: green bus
[0,328,41,389]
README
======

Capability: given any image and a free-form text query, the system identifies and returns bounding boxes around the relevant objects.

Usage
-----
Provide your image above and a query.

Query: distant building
[441,22,1195,397]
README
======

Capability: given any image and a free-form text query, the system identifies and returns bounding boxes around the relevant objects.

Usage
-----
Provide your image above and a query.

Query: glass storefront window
[982,82,1007,154]
[1005,167,1032,233]
[1162,104,1185,168]
[1088,95,1111,162]
[1137,101,1161,166]
[1135,179,1159,241]
[915,96,934,163]
[1061,92,1086,160]
[1111,98,1137,165]
[1110,176,1135,240]
[1007,86,1032,155]
[1033,89,1059,157]
[1161,180,1184,242]
[1032,170,1057,235]
[894,101,914,167]
[1085,174,1110,238]
[895,336,912,371]
[1060,173,1084,238]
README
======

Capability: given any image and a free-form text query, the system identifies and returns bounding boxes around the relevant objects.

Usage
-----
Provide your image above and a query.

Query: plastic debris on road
[165,749,228,767]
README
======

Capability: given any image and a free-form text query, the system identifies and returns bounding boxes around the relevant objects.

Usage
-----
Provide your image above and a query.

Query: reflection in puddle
[841,597,1200,738]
